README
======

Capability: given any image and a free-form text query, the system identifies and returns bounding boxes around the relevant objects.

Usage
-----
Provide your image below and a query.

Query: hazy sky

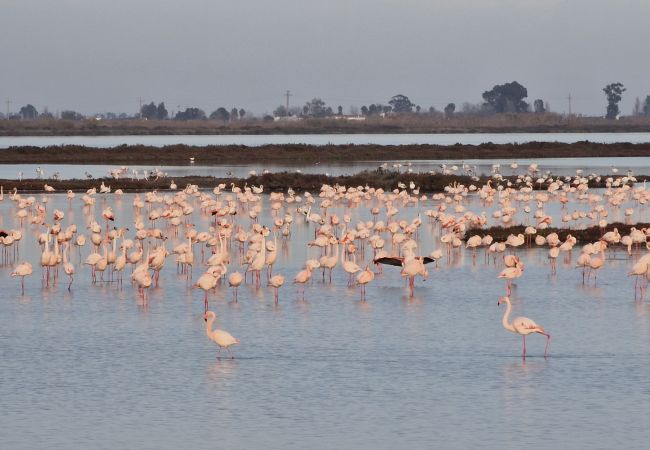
[1,0,649,116]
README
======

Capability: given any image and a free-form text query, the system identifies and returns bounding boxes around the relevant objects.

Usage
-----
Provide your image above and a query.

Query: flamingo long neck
[502,300,516,332]
[260,236,266,258]
[206,315,216,337]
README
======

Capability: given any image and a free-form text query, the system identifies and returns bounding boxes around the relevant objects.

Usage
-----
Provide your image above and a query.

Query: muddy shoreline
[1,170,644,194]
[2,141,650,165]
[468,223,648,245]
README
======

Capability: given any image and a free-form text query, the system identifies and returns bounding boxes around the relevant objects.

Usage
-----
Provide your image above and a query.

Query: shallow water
[2,131,650,149]
[2,155,650,181]
[1,191,649,449]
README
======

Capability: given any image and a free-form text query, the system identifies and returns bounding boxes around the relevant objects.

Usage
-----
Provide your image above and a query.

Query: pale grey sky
[1,0,649,116]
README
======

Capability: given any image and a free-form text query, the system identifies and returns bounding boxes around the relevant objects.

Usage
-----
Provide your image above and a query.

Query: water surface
[2,131,650,148]
[1,191,649,449]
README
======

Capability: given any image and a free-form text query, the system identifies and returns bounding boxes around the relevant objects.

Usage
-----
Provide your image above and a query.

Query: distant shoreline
[2,116,650,137]
[2,142,650,165]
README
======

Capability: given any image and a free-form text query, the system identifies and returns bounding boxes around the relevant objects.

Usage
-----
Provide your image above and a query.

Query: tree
[482,81,529,113]
[140,102,156,119]
[209,107,230,121]
[156,102,168,120]
[337,105,343,115]
[444,103,455,118]
[360,105,369,116]
[633,97,641,116]
[304,98,330,117]
[428,106,437,114]
[239,108,246,119]
[61,110,84,120]
[19,104,38,119]
[415,105,421,113]
[140,102,168,120]
[533,99,546,113]
[175,107,206,120]
[40,107,54,119]
[603,82,626,119]
[229,108,238,120]
[273,105,288,117]
[643,96,650,116]
[388,94,414,113]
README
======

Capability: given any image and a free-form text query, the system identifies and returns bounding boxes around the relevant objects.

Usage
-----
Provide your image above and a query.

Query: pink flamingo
[498,296,550,358]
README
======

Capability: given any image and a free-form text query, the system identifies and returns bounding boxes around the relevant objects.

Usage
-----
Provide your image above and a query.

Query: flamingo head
[497,296,509,306]
[204,311,216,322]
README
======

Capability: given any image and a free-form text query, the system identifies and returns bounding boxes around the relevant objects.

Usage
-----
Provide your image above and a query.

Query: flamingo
[11,262,33,294]
[228,271,243,302]
[63,243,75,290]
[356,266,375,301]
[498,296,550,358]
[194,272,217,312]
[497,260,524,296]
[268,274,285,303]
[293,264,313,300]
[204,311,239,359]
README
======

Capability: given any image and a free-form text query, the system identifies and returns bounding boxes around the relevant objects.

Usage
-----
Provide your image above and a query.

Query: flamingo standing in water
[293,264,313,300]
[497,260,524,295]
[228,271,243,302]
[268,274,285,303]
[204,311,240,359]
[63,243,75,290]
[498,296,550,358]
[356,266,375,301]
[11,262,33,294]
[194,272,217,312]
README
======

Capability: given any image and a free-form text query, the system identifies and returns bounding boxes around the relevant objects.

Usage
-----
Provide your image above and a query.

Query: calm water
[1,191,649,449]
[1,132,650,148]
[2,156,650,181]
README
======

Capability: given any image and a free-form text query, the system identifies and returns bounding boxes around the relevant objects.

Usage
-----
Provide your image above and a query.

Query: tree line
[4,82,650,121]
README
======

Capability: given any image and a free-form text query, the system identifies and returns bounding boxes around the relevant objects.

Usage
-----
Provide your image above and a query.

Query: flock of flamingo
[2,161,649,358]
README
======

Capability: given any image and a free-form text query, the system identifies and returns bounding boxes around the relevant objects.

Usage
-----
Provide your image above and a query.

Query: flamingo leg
[522,335,527,358]
[541,332,551,357]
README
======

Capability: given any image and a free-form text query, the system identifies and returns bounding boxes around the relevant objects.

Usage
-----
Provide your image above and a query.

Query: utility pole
[5,99,11,118]
[285,90,292,112]
[138,97,143,119]
[567,93,572,116]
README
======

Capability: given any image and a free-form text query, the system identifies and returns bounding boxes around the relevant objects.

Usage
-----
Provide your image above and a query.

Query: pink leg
[542,333,551,357]
[522,335,527,358]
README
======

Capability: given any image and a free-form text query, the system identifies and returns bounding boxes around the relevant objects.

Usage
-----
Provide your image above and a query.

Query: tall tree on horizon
[603,82,626,119]
[482,81,529,113]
